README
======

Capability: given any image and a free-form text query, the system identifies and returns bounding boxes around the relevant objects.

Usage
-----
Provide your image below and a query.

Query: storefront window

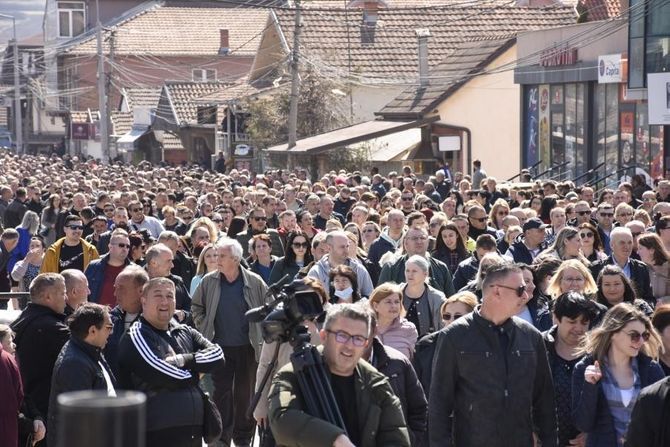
[576,83,586,176]
[523,86,540,170]
[595,84,606,168]
[551,85,565,178]
[606,83,619,181]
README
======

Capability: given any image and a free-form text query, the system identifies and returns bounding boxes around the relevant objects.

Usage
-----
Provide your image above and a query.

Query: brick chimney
[219,29,230,55]
[416,28,430,87]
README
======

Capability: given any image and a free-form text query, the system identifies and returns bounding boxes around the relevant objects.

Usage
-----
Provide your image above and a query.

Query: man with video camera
[267,303,410,447]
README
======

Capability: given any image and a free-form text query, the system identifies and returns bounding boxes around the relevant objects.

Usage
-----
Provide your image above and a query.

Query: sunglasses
[326,329,367,347]
[442,313,464,321]
[212,219,223,223]
[577,211,591,216]
[579,232,594,238]
[363,228,377,233]
[492,283,526,297]
[401,197,414,201]
[599,213,614,217]
[292,242,309,249]
[470,217,487,223]
[113,243,131,249]
[626,330,651,343]
[67,225,84,230]
[252,216,267,221]
[182,215,193,220]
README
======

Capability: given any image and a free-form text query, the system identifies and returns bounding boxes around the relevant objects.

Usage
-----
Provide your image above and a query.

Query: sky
[0,0,46,44]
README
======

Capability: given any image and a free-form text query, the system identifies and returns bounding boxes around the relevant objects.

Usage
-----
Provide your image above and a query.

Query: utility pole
[96,0,108,161]
[286,0,302,169]
[105,29,115,162]
[0,14,22,154]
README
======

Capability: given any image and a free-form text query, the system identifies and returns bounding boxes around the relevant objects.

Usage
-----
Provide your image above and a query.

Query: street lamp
[0,13,22,155]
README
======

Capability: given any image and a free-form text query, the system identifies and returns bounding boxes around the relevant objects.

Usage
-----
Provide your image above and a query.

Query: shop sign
[540,45,578,67]
[648,73,670,125]
[71,122,90,140]
[598,54,623,83]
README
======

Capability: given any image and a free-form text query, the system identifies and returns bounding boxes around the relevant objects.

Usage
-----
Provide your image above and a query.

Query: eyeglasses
[407,236,428,242]
[577,211,591,216]
[579,232,594,239]
[491,283,526,297]
[626,330,651,343]
[644,198,657,202]
[113,243,130,249]
[401,197,414,202]
[67,225,84,230]
[182,215,193,220]
[212,219,223,223]
[325,329,368,347]
[292,242,309,249]
[617,213,633,218]
[252,216,267,221]
[442,313,464,321]
[599,213,614,217]
[470,217,487,223]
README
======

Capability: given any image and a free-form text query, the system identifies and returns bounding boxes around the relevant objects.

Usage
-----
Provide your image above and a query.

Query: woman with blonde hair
[572,303,664,446]
[537,226,588,264]
[189,244,218,295]
[368,282,418,359]
[186,216,218,249]
[440,291,477,326]
[488,199,510,231]
[545,259,598,299]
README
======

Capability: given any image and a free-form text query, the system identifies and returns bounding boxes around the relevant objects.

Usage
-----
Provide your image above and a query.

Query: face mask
[334,287,353,300]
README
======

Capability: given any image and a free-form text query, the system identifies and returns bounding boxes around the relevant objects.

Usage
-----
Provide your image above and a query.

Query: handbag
[198,386,223,443]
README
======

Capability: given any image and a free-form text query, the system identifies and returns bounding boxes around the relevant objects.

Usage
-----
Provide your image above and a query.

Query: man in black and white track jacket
[118,277,224,447]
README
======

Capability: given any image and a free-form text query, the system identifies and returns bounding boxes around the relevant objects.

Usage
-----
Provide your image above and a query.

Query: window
[629,0,670,88]
[57,2,85,38]
[192,69,217,82]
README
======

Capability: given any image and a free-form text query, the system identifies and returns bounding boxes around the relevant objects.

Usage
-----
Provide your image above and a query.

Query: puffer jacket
[47,337,116,446]
[371,338,427,446]
[268,350,410,447]
[429,307,557,447]
[452,254,479,291]
[117,317,224,432]
[10,303,70,417]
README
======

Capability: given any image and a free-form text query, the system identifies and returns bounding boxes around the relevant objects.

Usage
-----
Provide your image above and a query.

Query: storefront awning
[117,127,149,150]
[266,116,438,154]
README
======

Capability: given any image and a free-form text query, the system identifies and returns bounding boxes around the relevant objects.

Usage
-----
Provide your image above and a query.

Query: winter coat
[268,257,302,288]
[191,267,270,361]
[429,307,557,447]
[307,255,374,297]
[370,338,427,446]
[589,256,655,306]
[452,254,480,291]
[268,351,410,447]
[236,228,284,258]
[47,337,116,446]
[624,376,670,447]
[368,230,403,267]
[0,345,22,447]
[10,303,70,417]
[377,317,419,360]
[379,255,455,297]
[572,354,665,447]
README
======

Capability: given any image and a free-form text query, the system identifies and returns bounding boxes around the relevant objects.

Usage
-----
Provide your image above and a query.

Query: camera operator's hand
[33,419,46,444]
[333,434,355,447]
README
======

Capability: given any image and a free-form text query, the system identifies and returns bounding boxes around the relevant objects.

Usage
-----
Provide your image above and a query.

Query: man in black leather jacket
[47,303,116,446]
[118,277,224,447]
[429,262,557,447]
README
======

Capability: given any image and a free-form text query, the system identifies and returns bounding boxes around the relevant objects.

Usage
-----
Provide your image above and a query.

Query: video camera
[245,277,324,344]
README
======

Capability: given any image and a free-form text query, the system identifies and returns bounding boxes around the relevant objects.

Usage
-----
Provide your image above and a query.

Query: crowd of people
[1,151,670,446]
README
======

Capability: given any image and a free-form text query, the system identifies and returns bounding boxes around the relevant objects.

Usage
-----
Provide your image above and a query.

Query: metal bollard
[57,390,146,447]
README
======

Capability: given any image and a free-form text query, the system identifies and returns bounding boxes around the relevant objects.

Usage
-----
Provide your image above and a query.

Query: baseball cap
[523,217,548,232]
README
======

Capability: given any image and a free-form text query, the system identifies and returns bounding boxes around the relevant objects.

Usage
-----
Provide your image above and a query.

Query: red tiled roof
[578,0,621,21]
[271,4,576,83]
[379,37,515,116]
[111,111,133,136]
[164,81,228,125]
[66,3,269,56]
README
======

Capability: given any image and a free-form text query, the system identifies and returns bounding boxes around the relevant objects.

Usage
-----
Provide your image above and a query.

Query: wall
[350,84,405,123]
[435,45,521,179]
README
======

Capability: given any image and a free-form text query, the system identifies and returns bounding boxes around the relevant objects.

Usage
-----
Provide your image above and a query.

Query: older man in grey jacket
[192,237,269,447]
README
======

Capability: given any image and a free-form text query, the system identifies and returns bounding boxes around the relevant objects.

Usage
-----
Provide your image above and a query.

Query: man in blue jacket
[505,218,547,265]
[84,229,131,306]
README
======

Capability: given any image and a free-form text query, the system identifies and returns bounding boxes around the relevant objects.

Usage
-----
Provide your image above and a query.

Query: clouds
[0,0,46,43]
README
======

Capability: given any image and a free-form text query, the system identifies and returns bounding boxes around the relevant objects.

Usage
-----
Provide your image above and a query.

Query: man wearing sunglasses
[127,199,165,239]
[466,205,497,241]
[236,207,284,258]
[41,215,99,274]
[85,229,132,307]
[268,303,410,447]
[430,262,557,447]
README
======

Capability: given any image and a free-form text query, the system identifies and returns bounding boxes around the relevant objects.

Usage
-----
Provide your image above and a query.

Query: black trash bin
[57,390,146,447]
